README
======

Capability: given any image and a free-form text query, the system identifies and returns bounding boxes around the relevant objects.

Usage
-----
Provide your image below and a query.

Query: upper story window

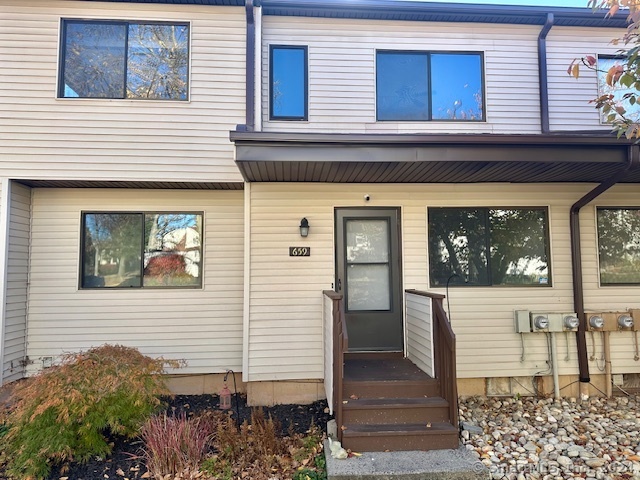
[81,212,203,289]
[597,55,640,124]
[428,207,550,287]
[597,207,640,285]
[59,20,190,100]
[376,51,484,122]
[269,45,308,120]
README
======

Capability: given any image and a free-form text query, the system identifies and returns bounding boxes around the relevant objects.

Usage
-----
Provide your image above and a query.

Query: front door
[335,208,403,351]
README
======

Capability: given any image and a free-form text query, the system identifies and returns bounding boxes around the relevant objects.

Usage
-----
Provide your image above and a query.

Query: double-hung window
[428,207,551,287]
[376,51,484,121]
[269,45,308,120]
[597,55,640,124]
[597,207,640,285]
[59,20,190,100]
[81,212,203,288]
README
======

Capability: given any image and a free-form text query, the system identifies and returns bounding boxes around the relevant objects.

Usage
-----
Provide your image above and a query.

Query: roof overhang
[14,179,244,190]
[231,132,640,184]
[260,0,629,28]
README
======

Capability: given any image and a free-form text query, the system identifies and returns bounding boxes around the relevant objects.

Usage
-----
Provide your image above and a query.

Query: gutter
[570,145,640,386]
[239,0,256,132]
[538,13,553,134]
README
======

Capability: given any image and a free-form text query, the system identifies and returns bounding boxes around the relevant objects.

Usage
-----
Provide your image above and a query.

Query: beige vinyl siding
[262,17,541,134]
[247,183,640,382]
[26,188,244,374]
[580,186,640,372]
[0,0,245,183]
[547,27,627,132]
[406,292,434,377]
[4,182,31,383]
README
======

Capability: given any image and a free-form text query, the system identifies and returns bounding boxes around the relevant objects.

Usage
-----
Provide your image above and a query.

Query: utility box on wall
[514,310,531,333]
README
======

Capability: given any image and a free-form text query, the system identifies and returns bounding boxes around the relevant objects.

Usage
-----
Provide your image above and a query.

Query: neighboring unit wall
[246,182,640,383]
[261,17,541,134]
[0,0,245,183]
[3,182,31,383]
[547,26,624,132]
[26,188,244,375]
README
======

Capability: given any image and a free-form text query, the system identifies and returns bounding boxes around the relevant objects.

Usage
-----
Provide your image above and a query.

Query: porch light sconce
[299,217,310,237]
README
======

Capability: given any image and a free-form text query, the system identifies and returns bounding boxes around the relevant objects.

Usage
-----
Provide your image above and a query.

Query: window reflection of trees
[597,208,640,284]
[429,208,549,287]
[82,213,202,288]
[63,21,189,100]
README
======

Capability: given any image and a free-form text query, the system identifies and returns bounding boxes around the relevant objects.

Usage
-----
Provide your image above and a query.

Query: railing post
[324,290,347,442]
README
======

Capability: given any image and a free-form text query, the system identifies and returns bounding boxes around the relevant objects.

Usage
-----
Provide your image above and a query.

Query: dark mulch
[44,394,331,480]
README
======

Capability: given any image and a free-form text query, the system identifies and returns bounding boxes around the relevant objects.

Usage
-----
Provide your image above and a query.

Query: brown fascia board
[229,131,633,148]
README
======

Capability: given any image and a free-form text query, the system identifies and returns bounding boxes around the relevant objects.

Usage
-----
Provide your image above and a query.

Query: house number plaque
[289,247,311,257]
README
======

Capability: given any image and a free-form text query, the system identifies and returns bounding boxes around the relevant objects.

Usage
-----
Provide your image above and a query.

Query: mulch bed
[44,394,331,480]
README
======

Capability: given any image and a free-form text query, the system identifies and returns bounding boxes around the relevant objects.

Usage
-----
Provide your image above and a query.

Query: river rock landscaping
[459,395,640,480]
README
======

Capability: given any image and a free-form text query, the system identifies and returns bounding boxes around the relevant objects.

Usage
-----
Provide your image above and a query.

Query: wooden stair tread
[343,422,458,436]
[342,396,448,408]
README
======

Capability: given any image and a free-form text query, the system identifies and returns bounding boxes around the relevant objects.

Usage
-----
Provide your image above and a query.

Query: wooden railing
[323,290,348,442]
[405,289,458,429]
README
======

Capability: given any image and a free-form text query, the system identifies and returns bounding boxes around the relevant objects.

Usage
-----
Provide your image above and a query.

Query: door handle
[337,278,342,291]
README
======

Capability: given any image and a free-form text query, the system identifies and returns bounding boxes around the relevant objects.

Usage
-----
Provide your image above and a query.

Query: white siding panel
[247,183,640,382]
[547,27,628,131]
[4,183,31,383]
[0,0,245,183]
[26,188,244,375]
[262,17,541,134]
[406,293,434,378]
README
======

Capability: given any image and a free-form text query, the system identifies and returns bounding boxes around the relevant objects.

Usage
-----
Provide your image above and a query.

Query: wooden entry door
[335,208,403,351]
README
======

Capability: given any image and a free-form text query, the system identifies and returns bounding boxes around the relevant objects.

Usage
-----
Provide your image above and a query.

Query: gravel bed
[459,395,640,480]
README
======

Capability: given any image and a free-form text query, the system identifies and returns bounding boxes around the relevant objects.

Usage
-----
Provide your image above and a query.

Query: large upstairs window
[59,20,190,100]
[376,51,484,121]
[269,45,308,120]
[428,208,551,287]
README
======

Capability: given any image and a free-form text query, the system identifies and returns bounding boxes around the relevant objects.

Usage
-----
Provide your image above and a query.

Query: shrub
[204,409,326,480]
[141,410,219,479]
[3,344,179,480]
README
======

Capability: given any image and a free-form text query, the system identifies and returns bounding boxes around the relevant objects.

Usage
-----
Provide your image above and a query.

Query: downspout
[570,145,640,396]
[538,13,553,134]
[242,0,256,132]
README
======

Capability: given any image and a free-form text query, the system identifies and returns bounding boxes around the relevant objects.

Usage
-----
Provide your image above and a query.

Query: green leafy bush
[3,344,179,480]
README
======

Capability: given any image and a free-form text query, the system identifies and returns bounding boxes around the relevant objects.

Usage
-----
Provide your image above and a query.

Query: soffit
[231,132,637,184]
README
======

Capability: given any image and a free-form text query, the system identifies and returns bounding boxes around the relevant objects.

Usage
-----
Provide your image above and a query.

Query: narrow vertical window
[270,45,307,120]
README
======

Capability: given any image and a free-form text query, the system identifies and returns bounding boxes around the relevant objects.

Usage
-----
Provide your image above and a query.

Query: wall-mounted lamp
[299,217,309,237]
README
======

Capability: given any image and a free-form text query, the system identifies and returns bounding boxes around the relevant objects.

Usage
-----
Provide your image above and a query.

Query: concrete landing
[324,440,489,480]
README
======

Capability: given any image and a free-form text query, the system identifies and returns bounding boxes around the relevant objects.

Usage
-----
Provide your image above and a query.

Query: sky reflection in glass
[271,46,306,119]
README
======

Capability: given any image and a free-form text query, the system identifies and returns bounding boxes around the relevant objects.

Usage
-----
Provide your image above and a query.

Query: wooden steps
[339,354,459,452]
